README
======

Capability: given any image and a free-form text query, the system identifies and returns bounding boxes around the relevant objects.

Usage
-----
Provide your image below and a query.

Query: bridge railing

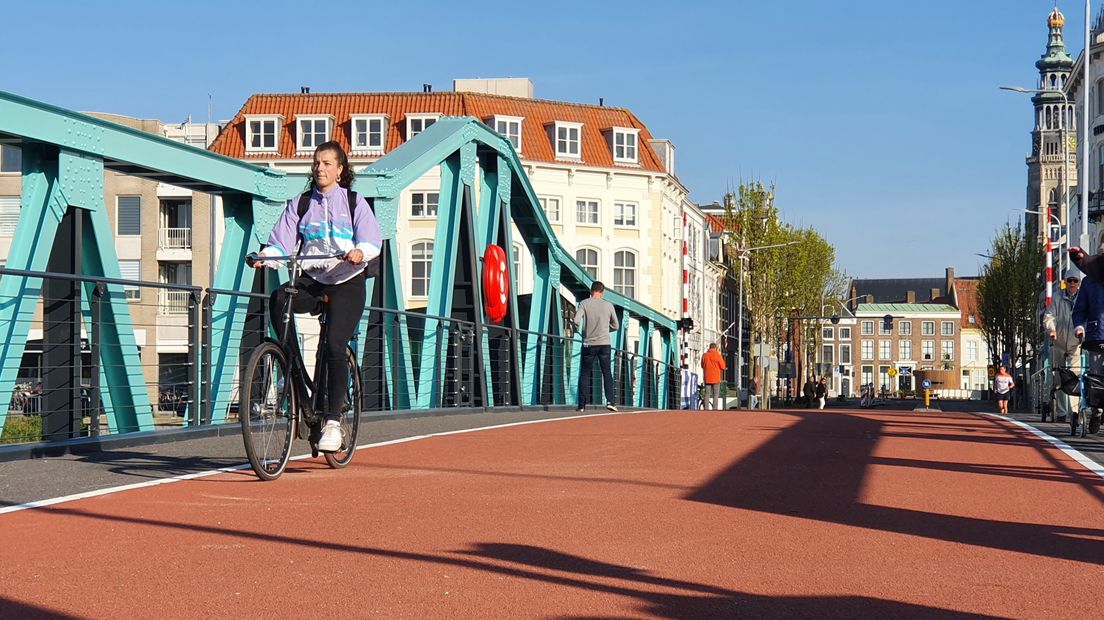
[0,268,680,447]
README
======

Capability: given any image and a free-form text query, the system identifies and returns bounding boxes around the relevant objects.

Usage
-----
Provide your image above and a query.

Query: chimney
[300,86,310,94]
[906,291,916,303]
[423,84,433,93]
[866,295,874,304]
[945,267,956,300]
[649,139,676,176]
[930,288,940,301]
[599,97,605,106]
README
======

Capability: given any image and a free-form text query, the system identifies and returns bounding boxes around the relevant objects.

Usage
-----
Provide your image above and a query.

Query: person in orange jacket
[700,343,727,410]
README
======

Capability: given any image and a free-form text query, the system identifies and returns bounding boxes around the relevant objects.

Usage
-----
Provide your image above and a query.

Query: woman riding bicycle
[251,140,382,452]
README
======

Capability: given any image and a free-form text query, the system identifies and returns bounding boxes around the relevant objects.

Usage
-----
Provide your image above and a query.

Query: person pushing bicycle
[250,141,382,452]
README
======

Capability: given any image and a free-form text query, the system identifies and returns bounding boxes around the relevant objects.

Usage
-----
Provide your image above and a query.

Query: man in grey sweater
[574,281,620,412]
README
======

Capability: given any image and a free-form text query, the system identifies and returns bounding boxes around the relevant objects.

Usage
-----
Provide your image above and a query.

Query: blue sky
[0,1,1084,277]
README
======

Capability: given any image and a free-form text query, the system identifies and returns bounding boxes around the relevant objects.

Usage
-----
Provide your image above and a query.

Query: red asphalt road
[1,408,1102,619]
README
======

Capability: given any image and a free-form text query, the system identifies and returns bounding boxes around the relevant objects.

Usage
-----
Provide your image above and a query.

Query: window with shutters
[0,197,20,236]
[118,260,141,300]
[116,196,141,235]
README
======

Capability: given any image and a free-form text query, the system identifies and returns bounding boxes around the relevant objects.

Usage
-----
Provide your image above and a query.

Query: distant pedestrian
[748,376,760,410]
[993,365,1014,415]
[574,281,619,412]
[700,343,727,410]
[815,378,828,410]
[803,377,815,408]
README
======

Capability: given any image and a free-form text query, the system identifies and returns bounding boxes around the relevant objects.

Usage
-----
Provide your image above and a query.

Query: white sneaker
[317,420,343,452]
[606,404,618,412]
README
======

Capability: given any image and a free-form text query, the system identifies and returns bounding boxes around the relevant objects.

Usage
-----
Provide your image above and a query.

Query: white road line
[0,410,625,517]
[979,412,1104,481]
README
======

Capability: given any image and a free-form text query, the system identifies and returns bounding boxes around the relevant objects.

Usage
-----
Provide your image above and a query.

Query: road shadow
[10,506,1003,619]
[0,596,84,619]
[686,410,1104,565]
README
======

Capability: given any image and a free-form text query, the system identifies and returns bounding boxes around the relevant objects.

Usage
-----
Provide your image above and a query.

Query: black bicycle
[239,251,361,481]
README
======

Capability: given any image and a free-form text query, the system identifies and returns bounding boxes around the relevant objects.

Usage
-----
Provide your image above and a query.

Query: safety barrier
[0,267,681,446]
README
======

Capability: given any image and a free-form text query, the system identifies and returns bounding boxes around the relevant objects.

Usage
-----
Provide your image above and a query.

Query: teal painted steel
[635,321,655,408]
[0,93,681,439]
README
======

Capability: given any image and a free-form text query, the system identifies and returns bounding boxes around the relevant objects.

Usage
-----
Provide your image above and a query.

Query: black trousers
[579,344,615,406]
[270,272,366,421]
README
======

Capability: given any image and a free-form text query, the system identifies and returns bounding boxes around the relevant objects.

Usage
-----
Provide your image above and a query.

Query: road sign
[900,366,912,377]
[887,368,898,377]
[922,379,932,389]
[987,365,995,379]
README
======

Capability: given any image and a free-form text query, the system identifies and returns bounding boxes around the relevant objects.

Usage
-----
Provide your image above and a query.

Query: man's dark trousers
[579,344,615,406]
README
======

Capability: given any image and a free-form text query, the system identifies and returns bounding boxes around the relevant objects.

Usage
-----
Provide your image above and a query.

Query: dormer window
[351,114,388,154]
[296,115,333,153]
[491,115,523,152]
[245,115,282,153]
[611,127,639,164]
[550,121,582,160]
[407,114,440,139]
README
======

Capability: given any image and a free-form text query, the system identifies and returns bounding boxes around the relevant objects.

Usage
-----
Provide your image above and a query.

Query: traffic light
[882,314,893,332]
[830,315,840,325]
[677,317,695,331]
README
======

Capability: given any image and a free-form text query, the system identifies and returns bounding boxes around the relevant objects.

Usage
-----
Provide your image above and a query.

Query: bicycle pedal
[310,443,320,458]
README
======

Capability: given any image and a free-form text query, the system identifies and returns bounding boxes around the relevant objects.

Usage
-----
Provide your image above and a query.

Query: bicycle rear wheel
[241,342,297,481]
[324,346,361,468]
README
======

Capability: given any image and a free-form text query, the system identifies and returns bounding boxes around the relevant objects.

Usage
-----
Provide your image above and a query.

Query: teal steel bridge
[0,90,680,442]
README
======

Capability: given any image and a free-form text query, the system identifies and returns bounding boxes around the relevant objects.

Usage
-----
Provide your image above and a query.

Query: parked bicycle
[239,251,361,480]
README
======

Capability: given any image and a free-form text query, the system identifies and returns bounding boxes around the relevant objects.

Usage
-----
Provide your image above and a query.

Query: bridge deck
[1,408,1102,619]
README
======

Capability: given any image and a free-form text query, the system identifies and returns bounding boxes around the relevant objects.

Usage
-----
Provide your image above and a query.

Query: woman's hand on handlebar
[345,249,364,265]
[245,252,266,269]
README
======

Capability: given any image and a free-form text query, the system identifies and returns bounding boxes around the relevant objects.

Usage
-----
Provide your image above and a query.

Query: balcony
[159,289,191,316]
[157,227,192,261]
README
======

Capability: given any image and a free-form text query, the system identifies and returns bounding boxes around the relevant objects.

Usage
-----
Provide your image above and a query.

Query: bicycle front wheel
[324,346,361,468]
[241,342,297,481]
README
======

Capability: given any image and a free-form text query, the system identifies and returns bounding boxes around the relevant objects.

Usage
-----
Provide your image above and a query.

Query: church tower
[1026,7,1076,245]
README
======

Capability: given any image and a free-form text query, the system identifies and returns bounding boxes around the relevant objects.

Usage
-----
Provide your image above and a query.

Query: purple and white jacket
[259,185,383,285]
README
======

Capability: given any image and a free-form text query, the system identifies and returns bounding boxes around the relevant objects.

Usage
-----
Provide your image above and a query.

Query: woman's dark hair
[311,140,356,189]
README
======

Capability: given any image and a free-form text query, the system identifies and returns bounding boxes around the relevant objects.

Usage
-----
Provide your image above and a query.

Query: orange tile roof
[704,214,727,233]
[955,278,982,328]
[209,92,668,174]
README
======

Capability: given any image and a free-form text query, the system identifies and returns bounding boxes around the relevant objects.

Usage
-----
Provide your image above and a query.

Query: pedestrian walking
[700,343,726,410]
[803,377,815,408]
[1043,274,1081,422]
[748,376,760,410]
[574,281,619,412]
[993,365,1015,415]
[815,378,828,410]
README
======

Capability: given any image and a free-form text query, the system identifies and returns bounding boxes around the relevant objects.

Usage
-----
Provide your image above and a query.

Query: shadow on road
[686,410,1104,565]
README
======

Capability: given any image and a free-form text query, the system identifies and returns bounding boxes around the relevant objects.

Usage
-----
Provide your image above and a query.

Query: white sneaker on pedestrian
[606,404,618,412]
[317,420,343,452]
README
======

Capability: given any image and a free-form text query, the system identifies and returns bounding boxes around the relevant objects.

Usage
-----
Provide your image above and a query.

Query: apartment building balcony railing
[158,228,191,250]
[159,289,191,315]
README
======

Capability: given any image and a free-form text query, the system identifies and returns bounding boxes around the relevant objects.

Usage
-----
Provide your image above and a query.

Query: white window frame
[879,340,892,361]
[941,321,955,336]
[839,343,852,365]
[899,339,912,360]
[921,321,935,336]
[613,250,636,298]
[613,201,637,227]
[839,327,852,340]
[821,344,834,364]
[922,340,935,360]
[576,247,600,279]
[538,196,561,223]
[822,327,834,340]
[492,115,523,153]
[861,339,874,360]
[967,340,979,362]
[860,321,874,336]
[611,127,640,164]
[879,320,893,336]
[941,340,954,361]
[410,241,434,298]
[576,199,599,225]
[410,191,439,219]
[118,259,141,300]
[552,121,582,159]
[295,115,334,153]
[350,114,388,155]
[406,114,440,139]
[899,321,912,336]
[244,115,282,153]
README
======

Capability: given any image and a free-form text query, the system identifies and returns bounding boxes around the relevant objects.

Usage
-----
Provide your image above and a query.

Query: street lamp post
[1000,85,1072,274]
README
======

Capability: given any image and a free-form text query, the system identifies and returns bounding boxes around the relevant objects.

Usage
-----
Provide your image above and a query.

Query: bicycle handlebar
[245,251,347,267]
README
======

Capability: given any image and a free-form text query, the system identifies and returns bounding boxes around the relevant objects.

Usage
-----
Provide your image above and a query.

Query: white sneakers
[317,420,343,452]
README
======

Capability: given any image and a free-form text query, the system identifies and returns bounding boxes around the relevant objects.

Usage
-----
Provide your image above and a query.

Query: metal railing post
[89,282,105,436]
[187,289,202,427]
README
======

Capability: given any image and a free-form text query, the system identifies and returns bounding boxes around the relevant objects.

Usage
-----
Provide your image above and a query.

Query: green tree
[721,182,843,406]
[976,223,1042,379]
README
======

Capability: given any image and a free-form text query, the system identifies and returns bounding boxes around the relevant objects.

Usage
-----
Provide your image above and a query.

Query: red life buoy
[482,244,509,323]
